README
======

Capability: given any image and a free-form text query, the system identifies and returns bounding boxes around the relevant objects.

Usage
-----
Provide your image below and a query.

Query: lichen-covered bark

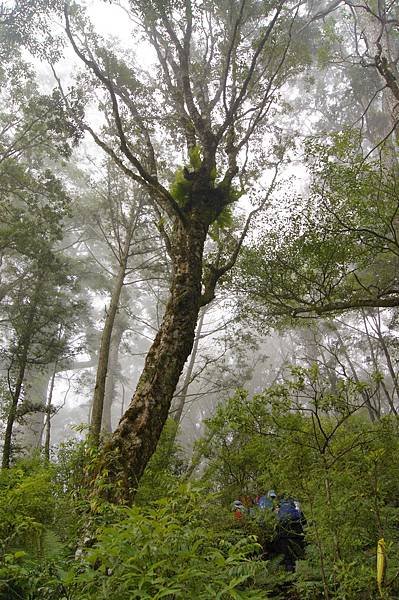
[97,214,208,503]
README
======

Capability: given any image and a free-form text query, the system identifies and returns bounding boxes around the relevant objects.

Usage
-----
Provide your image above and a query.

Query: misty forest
[2,0,399,598]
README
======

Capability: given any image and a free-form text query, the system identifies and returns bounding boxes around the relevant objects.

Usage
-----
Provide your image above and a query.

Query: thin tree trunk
[172,307,206,425]
[184,430,215,480]
[371,312,399,414]
[362,312,386,418]
[14,368,49,453]
[323,465,341,562]
[96,217,207,503]
[44,365,57,461]
[101,316,126,433]
[90,245,130,443]
[2,285,40,469]
[2,346,29,469]
[334,328,378,422]
[362,310,395,412]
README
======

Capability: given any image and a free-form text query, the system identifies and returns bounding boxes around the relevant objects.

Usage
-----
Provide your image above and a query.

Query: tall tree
[0,42,87,462]
[62,0,308,501]
[1,250,81,468]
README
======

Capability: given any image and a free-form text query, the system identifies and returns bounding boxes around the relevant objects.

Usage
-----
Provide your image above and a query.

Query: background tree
[236,132,399,321]
[0,249,82,468]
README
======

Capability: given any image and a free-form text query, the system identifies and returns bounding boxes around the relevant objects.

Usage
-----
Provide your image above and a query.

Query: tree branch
[200,164,279,306]
[63,4,185,223]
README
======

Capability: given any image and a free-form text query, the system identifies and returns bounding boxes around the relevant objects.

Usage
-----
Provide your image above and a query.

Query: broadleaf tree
[61,0,312,502]
[236,131,399,322]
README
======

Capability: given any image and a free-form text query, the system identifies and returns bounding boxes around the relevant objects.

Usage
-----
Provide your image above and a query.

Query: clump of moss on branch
[169,145,243,229]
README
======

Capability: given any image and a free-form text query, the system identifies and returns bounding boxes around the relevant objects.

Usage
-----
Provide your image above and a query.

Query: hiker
[274,497,306,572]
[254,490,280,559]
[257,489,278,510]
[232,499,247,521]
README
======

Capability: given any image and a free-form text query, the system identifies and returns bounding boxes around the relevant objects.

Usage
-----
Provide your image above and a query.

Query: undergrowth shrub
[67,484,269,599]
[0,458,56,556]
[0,458,70,600]
[135,418,188,505]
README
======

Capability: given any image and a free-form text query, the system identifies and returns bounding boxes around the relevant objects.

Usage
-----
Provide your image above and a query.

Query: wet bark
[97,214,207,503]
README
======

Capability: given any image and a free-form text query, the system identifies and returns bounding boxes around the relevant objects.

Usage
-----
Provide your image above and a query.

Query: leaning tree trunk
[96,215,207,503]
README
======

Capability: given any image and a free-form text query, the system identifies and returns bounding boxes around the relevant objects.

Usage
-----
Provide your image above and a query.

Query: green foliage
[67,484,265,599]
[237,129,399,322]
[169,145,204,207]
[202,369,399,598]
[135,418,187,504]
[169,146,242,224]
[0,0,64,59]
[209,205,235,241]
[4,372,399,599]
[170,166,194,206]
[0,553,68,600]
[189,145,202,171]
[0,459,56,556]
[0,450,280,600]
[0,459,70,600]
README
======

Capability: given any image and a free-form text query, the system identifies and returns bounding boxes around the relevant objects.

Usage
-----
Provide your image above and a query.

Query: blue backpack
[277,499,301,522]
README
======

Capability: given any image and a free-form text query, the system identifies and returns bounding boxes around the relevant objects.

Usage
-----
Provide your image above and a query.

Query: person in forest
[274,496,306,572]
[253,490,280,559]
[232,499,247,521]
[256,489,279,511]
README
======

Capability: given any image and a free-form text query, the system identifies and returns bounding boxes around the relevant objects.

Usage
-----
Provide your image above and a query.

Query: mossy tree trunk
[98,213,209,502]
